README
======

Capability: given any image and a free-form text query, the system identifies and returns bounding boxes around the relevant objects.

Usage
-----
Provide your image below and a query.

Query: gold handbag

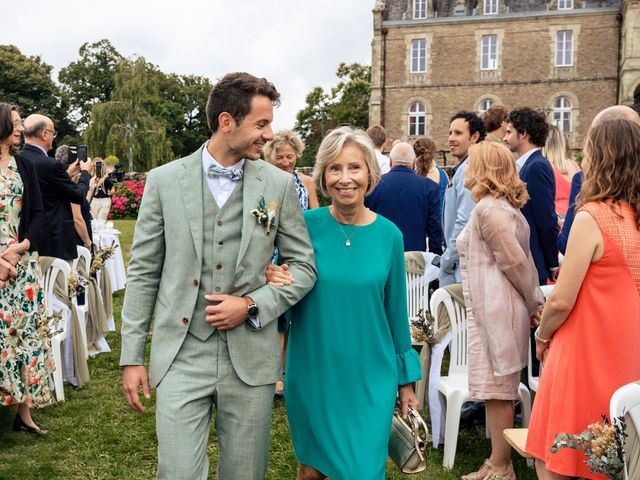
[388,407,430,474]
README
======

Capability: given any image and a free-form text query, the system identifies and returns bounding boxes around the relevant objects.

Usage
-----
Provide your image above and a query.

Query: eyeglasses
[12,119,23,128]
[44,128,58,139]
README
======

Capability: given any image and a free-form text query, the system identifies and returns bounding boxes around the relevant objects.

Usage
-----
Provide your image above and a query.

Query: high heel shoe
[12,413,48,436]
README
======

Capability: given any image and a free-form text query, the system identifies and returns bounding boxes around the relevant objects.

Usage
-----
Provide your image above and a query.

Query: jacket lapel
[178,146,205,263]
[236,159,266,269]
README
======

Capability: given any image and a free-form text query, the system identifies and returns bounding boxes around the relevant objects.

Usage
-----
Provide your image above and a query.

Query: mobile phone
[95,161,103,178]
[77,144,88,162]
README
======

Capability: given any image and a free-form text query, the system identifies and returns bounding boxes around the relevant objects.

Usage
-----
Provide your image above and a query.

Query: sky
[2,0,376,131]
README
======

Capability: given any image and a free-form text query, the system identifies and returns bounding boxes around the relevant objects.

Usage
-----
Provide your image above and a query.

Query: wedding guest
[458,141,543,480]
[413,137,448,216]
[527,117,640,480]
[267,126,421,480]
[263,129,318,396]
[0,103,53,435]
[89,157,114,221]
[542,125,580,216]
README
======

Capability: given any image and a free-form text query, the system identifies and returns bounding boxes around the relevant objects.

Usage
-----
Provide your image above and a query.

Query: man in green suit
[120,72,317,480]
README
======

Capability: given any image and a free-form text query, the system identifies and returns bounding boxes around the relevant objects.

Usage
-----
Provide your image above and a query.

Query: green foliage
[0,44,76,142]
[84,58,173,172]
[295,63,371,167]
[58,39,123,129]
[104,155,120,165]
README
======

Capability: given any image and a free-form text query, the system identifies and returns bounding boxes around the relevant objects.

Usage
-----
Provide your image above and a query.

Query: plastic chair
[71,246,91,359]
[406,271,432,408]
[43,259,71,402]
[528,285,554,392]
[610,381,640,480]
[432,287,532,469]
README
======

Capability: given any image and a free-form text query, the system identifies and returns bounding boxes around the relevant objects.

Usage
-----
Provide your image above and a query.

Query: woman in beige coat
[457,141,543,480]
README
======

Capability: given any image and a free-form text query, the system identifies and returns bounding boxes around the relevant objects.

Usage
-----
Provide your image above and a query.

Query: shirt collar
[516,148,539,171]
[26,143,48,156]
[201,141,244,174]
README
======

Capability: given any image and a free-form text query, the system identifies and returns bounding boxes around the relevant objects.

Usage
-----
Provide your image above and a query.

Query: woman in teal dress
[267,126,421,480]
[0,103,53,435]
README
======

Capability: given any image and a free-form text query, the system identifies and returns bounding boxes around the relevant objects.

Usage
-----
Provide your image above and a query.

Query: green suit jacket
[119,146,317,387]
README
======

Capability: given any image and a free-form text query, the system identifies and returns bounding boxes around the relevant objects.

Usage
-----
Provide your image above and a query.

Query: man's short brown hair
[206,72,280,133]
[366,124,387,148]
[482,105,508,132]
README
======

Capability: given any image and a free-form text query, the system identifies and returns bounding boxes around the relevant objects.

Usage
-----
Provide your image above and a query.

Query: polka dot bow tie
[207,163,244,182]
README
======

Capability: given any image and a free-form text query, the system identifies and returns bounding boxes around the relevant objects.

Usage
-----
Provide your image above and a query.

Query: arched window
[552,96,572,132]
[478,98,494,115]
[408,102,426,136]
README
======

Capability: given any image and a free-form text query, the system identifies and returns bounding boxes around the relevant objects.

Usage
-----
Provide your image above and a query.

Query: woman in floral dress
[0,103,53,435]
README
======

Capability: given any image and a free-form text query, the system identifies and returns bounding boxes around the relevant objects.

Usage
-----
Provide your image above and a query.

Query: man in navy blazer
[504,108,559,284]
[365,142,443,254]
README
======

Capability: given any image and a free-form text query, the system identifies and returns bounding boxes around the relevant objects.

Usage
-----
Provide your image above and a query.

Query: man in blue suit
[504,108,559,285]
[365,142,443,254]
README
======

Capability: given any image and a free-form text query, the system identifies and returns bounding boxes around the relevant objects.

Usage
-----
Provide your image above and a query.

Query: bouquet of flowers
[410,308,437,343]
[552,415,627,480]
[67,271,88,299]
[90,242,119,275]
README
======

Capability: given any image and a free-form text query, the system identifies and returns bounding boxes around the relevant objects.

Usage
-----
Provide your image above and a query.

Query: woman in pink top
[457,142,544,480]
[543,126,580,216]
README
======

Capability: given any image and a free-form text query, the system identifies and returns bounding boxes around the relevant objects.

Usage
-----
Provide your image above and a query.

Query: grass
[0,219,537,479]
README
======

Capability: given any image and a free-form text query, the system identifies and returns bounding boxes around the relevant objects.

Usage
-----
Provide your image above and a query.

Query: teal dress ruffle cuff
[396,348,422,385]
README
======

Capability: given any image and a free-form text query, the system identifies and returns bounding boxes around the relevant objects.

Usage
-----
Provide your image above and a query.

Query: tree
[0,44,76,142]
[85,58,172,172]
[58,39,123,129]
[295,63,371,167]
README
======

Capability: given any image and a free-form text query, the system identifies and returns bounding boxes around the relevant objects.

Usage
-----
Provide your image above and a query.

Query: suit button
[215,287,221,292]
[217,220,223,226]
[193,279,199,286]
[182,318,189,325]
[216,264,222,270]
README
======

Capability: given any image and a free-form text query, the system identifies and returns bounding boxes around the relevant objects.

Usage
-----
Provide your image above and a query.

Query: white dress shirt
[201,142,244,207]
[375,150,391,175]
[516,147,539,172]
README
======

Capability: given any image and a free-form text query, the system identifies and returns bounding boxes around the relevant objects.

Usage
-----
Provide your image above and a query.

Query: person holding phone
[90,157,114,221]
[20,114,92,260]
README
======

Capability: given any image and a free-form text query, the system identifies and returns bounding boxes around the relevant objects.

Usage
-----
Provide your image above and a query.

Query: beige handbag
[388,407,430,474]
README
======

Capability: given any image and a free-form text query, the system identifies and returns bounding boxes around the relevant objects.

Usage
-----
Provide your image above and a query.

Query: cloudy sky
[2,0,375,130]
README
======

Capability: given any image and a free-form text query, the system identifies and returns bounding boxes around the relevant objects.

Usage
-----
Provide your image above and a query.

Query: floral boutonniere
[251,196,278,235]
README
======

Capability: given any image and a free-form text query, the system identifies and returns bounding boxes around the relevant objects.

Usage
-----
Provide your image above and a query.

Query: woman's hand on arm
[265,263,295,286]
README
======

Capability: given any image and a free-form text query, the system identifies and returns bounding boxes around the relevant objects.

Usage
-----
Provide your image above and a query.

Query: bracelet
[535,326,551,344]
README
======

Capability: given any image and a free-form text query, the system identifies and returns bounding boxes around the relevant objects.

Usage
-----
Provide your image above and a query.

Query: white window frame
[410,39,427,73]
[484,0,498,15]
[413,0,427,18]
[555,31,573,67]
[558,0,573,9]
[408,102,426,136]
[478,98,494,115]
[552,96,572,132]
[481,35,498,70]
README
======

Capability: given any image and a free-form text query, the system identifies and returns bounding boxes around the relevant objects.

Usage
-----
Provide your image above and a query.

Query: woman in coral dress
[526,118,640,479]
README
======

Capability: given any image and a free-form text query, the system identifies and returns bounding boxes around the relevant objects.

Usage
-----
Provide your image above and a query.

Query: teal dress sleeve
[384,229,422,386]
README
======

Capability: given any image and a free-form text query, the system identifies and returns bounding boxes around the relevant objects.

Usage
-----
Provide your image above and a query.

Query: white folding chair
[406,271,432,409]
[432,287,531,469]
[610,381,640,480]
[43,259,71,402]
[71,246,91,359]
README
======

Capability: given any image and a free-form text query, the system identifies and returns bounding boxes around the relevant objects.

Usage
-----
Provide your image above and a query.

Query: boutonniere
[251,196,278,235]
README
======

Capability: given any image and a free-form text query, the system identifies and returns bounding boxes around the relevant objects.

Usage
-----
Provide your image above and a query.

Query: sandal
[461,459,493,480]
[485,463,516,480]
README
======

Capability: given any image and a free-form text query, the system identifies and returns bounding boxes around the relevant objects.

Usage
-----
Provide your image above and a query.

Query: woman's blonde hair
[465,141,529,208]
[313,126,381,197]
[578,118,640,228]
[263,129,304,164]
[543,125,571,175]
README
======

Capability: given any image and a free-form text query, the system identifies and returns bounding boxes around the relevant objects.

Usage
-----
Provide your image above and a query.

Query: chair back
[74,246,92,276]
[528,285,554,390]
[430,287,467,375]
[43,259,70,317]
[406,272,429,322]
[610,381,640,480]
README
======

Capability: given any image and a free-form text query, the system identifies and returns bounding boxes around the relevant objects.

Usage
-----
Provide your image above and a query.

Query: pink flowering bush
[109,181,145,219]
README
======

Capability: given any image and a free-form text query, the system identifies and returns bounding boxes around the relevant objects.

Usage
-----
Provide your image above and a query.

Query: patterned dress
[292,171,309,211]
[0,157,54,407]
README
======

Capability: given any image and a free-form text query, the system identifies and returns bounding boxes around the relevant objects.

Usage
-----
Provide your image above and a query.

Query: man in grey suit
[120,72,317,480]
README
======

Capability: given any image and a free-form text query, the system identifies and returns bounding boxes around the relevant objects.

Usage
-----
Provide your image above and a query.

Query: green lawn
[0,219,536,479]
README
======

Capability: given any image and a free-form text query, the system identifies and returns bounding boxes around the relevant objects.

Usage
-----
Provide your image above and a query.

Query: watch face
[247,304,259,317]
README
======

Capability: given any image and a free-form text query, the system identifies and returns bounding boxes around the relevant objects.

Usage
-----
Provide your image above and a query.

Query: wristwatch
[246,301,259,319]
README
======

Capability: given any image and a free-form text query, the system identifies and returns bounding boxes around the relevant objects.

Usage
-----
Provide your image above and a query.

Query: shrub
[109,181,144,219]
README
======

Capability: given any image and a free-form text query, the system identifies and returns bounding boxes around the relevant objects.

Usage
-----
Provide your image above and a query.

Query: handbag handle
[395,408,431,462]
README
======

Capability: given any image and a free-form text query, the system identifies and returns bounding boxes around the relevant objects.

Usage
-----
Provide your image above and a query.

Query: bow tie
[207,163,244,182]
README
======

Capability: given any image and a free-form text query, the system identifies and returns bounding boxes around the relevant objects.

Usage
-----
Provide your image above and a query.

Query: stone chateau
[369,0,640,154]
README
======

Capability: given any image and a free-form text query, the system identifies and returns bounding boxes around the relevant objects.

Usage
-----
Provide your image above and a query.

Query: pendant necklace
[336,222,357,247]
